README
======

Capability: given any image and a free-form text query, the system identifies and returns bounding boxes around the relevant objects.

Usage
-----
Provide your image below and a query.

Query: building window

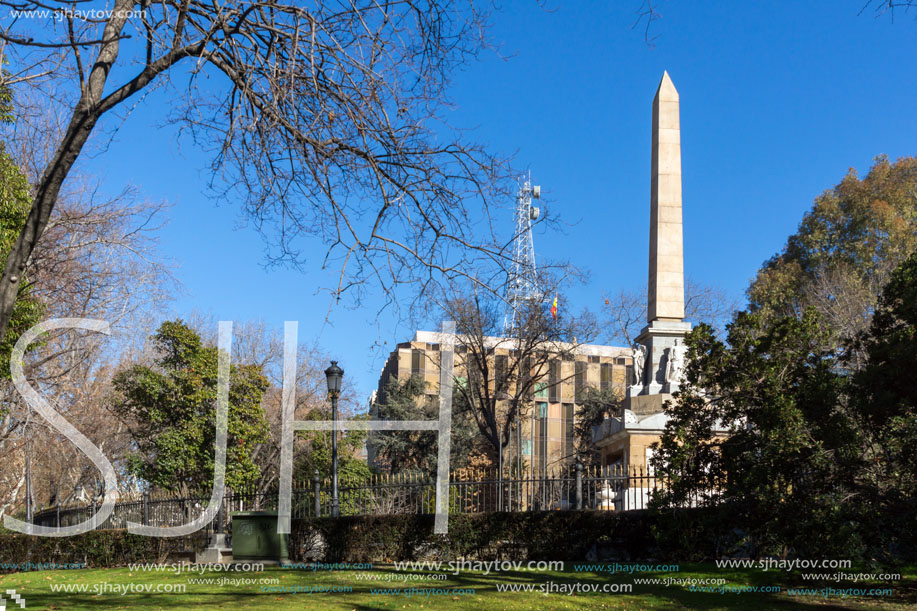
[411,349,425,375]
[646,447,656,475]
[574,361,586,402]
[495,354,508,388]
[600,362,612,391]
[520,356,532,395]
[536,419,547,476]
[536,401,548,419]
[535,381,548,399]
[548,360,560,402]
[564,403,574,462]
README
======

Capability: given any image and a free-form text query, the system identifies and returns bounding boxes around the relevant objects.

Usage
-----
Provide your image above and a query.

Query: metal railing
[31,465,667,530]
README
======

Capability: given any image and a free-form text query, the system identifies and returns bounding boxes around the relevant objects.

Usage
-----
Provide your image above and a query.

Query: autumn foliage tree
[747,156,917,367]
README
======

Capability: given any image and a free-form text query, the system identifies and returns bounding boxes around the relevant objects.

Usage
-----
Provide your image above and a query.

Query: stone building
[369,330,632,474]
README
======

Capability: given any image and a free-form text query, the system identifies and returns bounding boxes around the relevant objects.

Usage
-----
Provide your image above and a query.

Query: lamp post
[324,360,344,518]
[25,435,32,526]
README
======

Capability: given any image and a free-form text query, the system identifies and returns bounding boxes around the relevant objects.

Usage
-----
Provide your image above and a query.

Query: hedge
[290,510,677,563]
[0,506,738,568]
[0,529,209,570]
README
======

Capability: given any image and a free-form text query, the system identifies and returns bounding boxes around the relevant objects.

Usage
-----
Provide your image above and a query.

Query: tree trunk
[0,110,100,340]
[0,0,132,342]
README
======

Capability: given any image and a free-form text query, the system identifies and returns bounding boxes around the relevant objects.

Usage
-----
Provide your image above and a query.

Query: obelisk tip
[655,71,678,101]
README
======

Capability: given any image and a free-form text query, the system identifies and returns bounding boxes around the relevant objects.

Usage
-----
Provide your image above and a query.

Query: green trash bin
[231,511,289,563]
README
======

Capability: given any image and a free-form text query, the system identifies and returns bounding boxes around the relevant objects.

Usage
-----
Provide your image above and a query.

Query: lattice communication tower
[503,173,542,335]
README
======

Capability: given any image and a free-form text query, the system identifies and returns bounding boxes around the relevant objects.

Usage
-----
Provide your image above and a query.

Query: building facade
[369,330,632,474]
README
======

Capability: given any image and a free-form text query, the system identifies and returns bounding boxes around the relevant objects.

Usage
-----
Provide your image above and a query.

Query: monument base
[195,533,233,564]
[631,320,691,396]
[626,393,675,416]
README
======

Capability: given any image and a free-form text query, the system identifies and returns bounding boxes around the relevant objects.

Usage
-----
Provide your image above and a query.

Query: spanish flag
[550,294,558,320]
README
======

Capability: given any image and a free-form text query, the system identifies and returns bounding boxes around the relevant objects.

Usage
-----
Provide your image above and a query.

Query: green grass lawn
[0,562,912,610]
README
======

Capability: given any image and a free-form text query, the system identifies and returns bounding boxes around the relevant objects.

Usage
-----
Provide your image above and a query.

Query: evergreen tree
[110,320,269,494]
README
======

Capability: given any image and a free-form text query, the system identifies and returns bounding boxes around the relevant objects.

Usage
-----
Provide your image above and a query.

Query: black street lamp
[324,360,344,517]
[25,435,32,526]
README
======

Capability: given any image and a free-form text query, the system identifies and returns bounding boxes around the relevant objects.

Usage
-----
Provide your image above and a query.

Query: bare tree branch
[0,0,515,342]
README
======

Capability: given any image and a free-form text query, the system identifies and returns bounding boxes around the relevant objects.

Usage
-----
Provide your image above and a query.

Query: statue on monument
[631,344,647,387]
[665,340,686,386]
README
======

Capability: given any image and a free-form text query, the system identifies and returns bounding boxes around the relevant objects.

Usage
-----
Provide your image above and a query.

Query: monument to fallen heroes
[593,71,694,476]
[629,71,691,411]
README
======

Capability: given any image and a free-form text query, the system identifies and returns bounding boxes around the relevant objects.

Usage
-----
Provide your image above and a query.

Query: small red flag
[550,294,558,319]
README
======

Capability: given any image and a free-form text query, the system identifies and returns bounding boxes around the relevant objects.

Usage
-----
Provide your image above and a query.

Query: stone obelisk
[630,71,691,404]
[649,71,684,322]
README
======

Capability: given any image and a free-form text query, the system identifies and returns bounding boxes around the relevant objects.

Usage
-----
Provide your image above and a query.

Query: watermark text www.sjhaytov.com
[126,561,264,576]
[716,558,852,572]
[9,8,145,22]
[0,561,84,572]
[393,560,563,575]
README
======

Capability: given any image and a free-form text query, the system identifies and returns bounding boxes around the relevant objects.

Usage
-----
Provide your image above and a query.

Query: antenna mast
[503,172,542,335]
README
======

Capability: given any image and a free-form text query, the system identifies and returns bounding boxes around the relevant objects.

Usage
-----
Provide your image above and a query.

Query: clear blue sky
[91,1,917,402]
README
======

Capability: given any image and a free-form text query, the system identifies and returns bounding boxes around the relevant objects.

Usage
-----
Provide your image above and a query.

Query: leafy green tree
[651,158,917,559]
[574,387,622,466]
[748,156,917,365]
[372,374,481,474]
[294,408,372,484]
[849,252,917,544]
[651,314,863,557]
[0,141,42,381]
[110,320,269,494]
[0,77,41,381]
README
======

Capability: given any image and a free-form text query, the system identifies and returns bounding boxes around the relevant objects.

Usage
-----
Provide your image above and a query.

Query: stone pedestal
[630,320,691,397]
[627,393,675,416]
[195,533,233,564]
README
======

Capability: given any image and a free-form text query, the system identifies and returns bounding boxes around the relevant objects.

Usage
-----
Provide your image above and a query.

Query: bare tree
[801,258,907,369]
[436,276,598,468]
[0,0,516,343]
[0,175,174,517]
[600,287,645,350]
[601,278,740,347]
[863,0,917,19]
[0,189,174,515]
[187,314,364,496]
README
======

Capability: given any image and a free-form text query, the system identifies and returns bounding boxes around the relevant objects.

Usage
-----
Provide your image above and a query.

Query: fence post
[313,470,321,518]
[574,461,583,510]
[142,491,150,526]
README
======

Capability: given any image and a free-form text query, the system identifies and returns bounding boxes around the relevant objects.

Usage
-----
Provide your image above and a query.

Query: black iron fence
[32,465,665,531]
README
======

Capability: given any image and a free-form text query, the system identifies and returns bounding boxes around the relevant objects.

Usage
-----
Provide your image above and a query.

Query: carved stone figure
[666,340,686,385]
[632,344,647,386]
